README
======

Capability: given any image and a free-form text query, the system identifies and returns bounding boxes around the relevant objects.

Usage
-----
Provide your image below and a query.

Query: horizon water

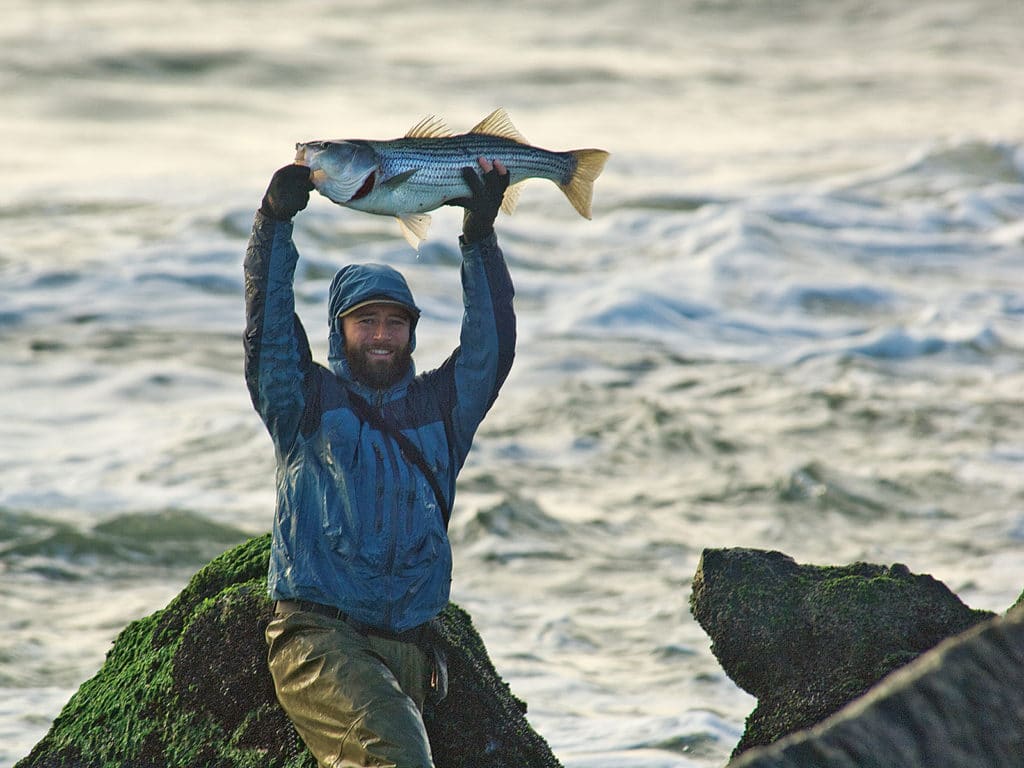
[2,1,1023,765]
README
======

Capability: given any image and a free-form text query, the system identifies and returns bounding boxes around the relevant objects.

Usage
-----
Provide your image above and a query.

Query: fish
[294,108,610,249]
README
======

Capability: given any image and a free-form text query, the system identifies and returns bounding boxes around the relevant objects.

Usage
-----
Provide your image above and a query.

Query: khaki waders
[266,604,435,768]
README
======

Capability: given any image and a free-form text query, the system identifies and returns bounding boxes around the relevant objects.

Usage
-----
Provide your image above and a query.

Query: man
[243,158,515,768]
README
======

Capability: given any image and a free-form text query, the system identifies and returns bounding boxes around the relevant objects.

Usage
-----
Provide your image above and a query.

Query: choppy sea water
[2,1,1023,765]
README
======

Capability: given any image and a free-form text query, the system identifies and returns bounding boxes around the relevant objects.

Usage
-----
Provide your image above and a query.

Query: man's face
[341,304,413,389]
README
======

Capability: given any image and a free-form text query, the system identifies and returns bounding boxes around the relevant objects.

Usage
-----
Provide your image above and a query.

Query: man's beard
[345,343,413,390]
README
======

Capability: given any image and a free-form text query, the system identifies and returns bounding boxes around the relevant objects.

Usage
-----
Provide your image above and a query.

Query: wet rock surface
[690,547,994,756]
[728,605,1024,767]
[16,535,561,768]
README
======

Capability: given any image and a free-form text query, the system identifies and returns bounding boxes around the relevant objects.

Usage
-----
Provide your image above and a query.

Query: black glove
[446,165,510,243]
[260,164,315,221]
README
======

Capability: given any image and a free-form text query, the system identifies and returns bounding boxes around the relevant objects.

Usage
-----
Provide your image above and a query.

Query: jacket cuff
[459,230,500,258]
[253,208,294,234]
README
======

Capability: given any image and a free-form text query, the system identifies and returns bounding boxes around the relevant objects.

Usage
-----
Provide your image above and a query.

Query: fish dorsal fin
[406,115,452,139]
[397,213,432,250]
[468,108,528,145]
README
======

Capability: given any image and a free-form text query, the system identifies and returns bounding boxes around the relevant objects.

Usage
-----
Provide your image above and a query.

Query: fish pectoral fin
[501,182,524,215]
[469,107,528,145]
[381,169,419,189]
[397,213,432,250]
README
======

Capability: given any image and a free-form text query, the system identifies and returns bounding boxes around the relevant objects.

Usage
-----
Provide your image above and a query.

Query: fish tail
[560,149,610,220]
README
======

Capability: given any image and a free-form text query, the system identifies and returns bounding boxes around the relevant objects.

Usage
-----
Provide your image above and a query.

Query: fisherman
[243,158,515,768]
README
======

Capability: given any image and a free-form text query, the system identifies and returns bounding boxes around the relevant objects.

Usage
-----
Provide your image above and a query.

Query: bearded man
[243,158,515,768]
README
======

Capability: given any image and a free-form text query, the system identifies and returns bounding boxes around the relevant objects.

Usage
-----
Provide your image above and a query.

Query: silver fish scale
[369,136,576,191]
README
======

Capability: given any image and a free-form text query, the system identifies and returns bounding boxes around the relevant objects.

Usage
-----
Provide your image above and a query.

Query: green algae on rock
[690,547,994,758]
[728,606,1024,768]
[16,534,562,768]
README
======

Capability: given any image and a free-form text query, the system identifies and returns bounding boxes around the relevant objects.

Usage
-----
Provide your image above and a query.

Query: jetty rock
[690,547,1006,761]
[16,534,562,768]
[728,603,1024,767]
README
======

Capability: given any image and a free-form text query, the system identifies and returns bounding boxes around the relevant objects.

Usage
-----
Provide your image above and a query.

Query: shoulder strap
[347,391,451,529]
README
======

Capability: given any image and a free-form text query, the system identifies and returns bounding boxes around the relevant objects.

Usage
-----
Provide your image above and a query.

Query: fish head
[294,140,378,204]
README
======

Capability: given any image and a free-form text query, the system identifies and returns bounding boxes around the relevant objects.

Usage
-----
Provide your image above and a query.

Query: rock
[727,606,1024,767]
[689,547,994,757]
[15,534,562,768]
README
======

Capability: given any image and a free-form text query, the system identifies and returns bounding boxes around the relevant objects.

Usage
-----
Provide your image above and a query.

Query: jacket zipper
[376,388,403,632]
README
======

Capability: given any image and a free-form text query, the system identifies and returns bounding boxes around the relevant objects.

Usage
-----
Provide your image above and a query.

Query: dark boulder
[728,605,1024,767]
[689,547,993,756]
[16,534,562,768]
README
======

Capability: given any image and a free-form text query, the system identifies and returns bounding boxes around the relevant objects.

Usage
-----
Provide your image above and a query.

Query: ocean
[2,1,1022,765]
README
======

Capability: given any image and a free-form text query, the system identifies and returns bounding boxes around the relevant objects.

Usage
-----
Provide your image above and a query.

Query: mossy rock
[728,606,1024,768]
[690,547,994,757]
[16,534,561,768]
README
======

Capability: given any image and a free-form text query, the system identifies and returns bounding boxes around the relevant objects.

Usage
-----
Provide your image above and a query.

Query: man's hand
[446,157,510,243]
[260,164,315,221]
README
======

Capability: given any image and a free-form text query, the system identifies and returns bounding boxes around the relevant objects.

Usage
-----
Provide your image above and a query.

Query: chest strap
[346,390,451,529]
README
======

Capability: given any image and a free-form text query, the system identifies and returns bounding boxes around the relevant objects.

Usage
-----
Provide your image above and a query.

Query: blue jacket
[244,211,515,633]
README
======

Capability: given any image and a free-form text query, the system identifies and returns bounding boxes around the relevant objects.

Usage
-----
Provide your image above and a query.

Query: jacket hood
[328,263,420,380]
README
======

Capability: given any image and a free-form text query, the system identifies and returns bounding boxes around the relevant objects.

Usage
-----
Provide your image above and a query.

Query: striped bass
[294,108,610,248]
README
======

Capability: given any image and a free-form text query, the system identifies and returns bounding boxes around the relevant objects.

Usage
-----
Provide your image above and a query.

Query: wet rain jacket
[244,211,515,633]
